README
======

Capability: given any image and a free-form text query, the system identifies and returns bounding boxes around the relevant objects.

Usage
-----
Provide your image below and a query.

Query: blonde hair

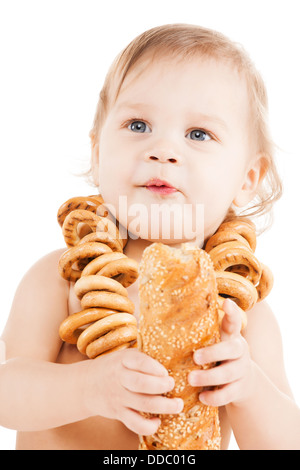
[88,23,282,233]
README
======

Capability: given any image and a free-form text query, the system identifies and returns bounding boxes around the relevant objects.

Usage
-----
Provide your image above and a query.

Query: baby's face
[96,55,254,245]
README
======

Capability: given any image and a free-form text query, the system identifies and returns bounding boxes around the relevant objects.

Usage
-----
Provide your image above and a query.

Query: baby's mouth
[143,178,178,195]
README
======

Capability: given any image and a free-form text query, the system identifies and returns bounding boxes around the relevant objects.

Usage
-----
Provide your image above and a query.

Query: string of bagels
[57,194,273,359]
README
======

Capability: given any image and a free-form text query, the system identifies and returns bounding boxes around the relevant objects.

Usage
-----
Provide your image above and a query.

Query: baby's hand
[188,298,254,407]
[84,348,183,435]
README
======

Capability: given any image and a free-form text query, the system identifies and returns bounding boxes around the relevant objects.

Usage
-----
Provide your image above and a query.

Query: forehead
[113,54,250,125]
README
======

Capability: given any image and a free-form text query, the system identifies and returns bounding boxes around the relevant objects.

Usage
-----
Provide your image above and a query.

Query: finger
[193,337,245,365]
[124,391,183,415]
[199,381,241,407]
[121,408,161,435]
[120,368,175,394]
[188,360,244,387]
[121,349,168,377]
[221,298,242,339]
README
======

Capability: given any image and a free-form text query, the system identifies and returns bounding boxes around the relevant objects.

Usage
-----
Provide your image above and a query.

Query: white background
[0,0,299,450]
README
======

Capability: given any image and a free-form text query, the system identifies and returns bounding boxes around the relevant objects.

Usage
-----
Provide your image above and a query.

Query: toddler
[1,23,299,450]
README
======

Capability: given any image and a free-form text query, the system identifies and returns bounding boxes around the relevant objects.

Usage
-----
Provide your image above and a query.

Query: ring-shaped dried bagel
[256,263,274,301]
[98,257,139,288]
[62,210,102,247]
[85,324,138,358]
[59,307,119,344]
[205,230,251,253]
[225,264,250,276]
[78,231,123,252]
[208,241,262,286]
[62,210,122,247]
[74,275,128,300]
[80,290,135,314]
[217,219,257,252]
[58,242,113,282]
[57,195,105,227]
[215,271,258,311]
[77,312,137,356]
[81,252,127,276]
[99,341,134,356]
[77,312,137,354]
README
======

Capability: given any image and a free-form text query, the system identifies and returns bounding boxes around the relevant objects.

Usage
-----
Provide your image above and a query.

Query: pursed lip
[143,178,178,195]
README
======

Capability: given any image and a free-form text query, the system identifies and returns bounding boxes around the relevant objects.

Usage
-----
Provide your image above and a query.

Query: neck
[123,237,153,264]
[123,236,202,264]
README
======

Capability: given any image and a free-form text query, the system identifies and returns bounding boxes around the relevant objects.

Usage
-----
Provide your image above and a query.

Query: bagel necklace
[57,194,273,358]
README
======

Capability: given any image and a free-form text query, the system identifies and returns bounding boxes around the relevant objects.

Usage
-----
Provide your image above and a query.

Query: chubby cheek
[189,164,241,233]
[99,165,130,205]
[98,141,131,199]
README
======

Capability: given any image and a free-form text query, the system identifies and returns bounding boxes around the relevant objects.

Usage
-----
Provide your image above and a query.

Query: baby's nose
[144,147,181,164]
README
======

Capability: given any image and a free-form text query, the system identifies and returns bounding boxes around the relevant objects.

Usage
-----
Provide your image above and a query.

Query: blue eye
[128,120,150,133]
[187,129,211,141]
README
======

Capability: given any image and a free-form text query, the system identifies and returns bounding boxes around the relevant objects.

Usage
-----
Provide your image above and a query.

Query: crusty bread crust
[138,243,221,450]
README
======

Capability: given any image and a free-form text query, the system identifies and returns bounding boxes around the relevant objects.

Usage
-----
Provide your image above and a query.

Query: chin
[127,222,204,248]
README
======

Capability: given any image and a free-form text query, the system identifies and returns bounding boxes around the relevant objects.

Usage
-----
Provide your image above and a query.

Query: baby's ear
[91,140,100,186]
[233,153,269,207]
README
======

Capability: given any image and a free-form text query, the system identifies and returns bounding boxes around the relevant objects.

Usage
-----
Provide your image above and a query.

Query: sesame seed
[138,243,221,449]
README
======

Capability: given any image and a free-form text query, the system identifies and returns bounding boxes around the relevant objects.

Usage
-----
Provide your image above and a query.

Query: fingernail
[188,371,197,386]
[168,376,175,389]
[151,417,161,431]
[224,298,235,309]
[175,398,184,412]
[194,350,202,364]
[199,392,208,405]
[199,393,207,404]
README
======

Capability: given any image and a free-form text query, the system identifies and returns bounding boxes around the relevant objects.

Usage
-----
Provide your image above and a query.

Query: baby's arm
[0,249,89,430]
[189,299,300,450]
[226,300,300,450]
[0,250,181,434]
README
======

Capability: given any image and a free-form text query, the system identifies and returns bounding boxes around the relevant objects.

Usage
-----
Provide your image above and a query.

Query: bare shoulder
[1,249,69,362]
[243,300,293,397]
[243,300,279,340]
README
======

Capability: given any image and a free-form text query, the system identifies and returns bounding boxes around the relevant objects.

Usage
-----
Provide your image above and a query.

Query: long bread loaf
[138,243,221,450]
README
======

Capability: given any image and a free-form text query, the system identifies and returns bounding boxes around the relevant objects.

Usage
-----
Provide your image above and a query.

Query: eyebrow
[115,102,154,113]
[188,112,228,132]
[115,102,228,131]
